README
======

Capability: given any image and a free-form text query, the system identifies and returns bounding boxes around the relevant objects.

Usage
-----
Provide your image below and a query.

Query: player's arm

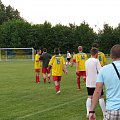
[89,82,103,120]
[63,64,67,74]
[75,55,79,73]
[48,56,54,71]
[39,55,43,61]
[62,57,68,74]
[96,60,101,73]
[76,62,79,73]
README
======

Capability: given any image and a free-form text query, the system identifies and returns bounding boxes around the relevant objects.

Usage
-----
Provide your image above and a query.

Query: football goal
[0,48,34,61]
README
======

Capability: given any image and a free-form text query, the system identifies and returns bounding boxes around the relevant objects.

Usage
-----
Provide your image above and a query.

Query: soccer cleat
[77,88,81,91]
[48,80,51,83]
[56,90,61,94]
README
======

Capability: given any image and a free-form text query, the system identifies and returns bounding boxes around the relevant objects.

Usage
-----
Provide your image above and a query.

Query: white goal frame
[0,48,34,61]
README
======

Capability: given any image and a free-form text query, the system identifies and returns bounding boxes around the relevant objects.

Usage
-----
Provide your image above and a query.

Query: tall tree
[0,1,23,25]
[98,24,114,53]
[74,22,97,52]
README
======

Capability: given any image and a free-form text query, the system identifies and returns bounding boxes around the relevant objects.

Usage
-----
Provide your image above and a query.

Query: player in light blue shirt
[97,60,120,110]
[89,44,120,120]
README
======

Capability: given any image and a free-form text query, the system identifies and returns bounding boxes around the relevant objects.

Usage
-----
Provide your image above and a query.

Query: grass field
[0,58,111,120]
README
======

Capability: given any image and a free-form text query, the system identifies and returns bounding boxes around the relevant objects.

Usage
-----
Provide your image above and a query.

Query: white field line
[16,95,86,119]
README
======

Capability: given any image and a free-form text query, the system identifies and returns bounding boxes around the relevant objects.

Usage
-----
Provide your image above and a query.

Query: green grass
[0,58,112,120]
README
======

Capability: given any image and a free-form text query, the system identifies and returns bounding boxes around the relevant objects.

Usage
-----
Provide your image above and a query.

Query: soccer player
[40,48,51,83]
[76,46,88,90]
[48,48,67,94]
[34,49,41,83]
[92,43,107,66]
[85,48,106,118]
[66,51,71,65]
[71,52,76,66]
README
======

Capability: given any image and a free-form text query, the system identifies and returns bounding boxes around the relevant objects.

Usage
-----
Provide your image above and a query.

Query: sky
[2,0,120,31]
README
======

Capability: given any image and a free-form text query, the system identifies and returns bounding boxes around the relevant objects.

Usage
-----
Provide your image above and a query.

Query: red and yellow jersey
[34,54,41,69]
[98,51,106,66]
[49,55,65,76]
[76,52,88,71]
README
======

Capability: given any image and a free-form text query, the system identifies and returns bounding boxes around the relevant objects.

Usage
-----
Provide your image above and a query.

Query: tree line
[0,2,120,54]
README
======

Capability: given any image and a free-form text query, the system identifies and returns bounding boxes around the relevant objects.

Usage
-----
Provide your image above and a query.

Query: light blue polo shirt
[97,60,120,110]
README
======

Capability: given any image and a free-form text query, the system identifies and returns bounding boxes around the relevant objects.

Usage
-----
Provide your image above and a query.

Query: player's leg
[86,96,92,118]
[42,67,46,83]
[53,77,59,92]
[71,59,75,67]
[47,73,51,83]
[66,58,68,65]
[68,58,72,66]
[35,69,40,83]
[53,76,60,94]
[99,90,106,116]
[57,76,61,92]
[47,68,51,83]
[86,88,94,118]
[82,71,86,83]
[76,72,81,90]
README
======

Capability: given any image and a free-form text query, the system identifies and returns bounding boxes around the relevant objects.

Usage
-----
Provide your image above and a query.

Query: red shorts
[42,67,50,74]
[35,69,40,72]
[53,76,62,81]
[72,59,76,63]
[76,71,86,77]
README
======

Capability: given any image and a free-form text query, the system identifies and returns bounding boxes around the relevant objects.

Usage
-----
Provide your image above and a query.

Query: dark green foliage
[0,2,120,54]
[97,24,120,53]
[0,2,23,25]
[0,19,31,48]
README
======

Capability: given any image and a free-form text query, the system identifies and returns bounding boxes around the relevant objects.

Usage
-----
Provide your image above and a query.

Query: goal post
[0,48,35,61]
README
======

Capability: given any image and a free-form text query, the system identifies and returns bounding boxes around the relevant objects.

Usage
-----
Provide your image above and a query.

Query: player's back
[98,51,106,66]
[34,54,41,69]
[41,53,51,67]
[85,58,101,87]
[49,55,65,76]
[67,53,71,58]
[76,52,88,71]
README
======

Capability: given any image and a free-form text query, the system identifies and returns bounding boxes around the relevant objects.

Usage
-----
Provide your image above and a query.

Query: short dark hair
[92,43,99,48]
[90,48,98,56]
[110,44,120,59]
[43,48,47,52]
[54,48,60,55]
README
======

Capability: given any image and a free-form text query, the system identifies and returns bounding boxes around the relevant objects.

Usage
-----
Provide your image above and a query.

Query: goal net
[0,48,34,61]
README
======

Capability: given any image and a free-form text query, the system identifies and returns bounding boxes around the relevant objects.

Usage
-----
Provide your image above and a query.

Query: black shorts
[67,58,71,62]
[87,87,104,96]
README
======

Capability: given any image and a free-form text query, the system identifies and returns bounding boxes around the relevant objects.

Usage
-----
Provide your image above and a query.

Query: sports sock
[37,75,40,83]
[55,85,59,92]
[86,98,92,116]
[99,98,106,114]
[36,75,40,83]
[44,78,46,83]
[59,84,60,90]
[83,77,86,83]
[38,75,40,82]
[77,78,80,89]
